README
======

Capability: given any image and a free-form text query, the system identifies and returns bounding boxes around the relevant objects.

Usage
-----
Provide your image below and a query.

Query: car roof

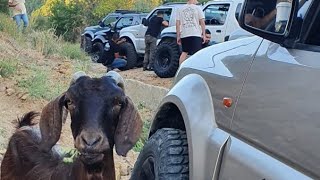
[158,2,188,8]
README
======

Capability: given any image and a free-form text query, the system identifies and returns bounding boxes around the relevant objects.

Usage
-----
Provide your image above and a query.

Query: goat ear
[115,96,142,156]
[39,93,68,152]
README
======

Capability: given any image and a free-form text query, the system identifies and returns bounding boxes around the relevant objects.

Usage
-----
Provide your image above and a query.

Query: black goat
[1,71,143,180]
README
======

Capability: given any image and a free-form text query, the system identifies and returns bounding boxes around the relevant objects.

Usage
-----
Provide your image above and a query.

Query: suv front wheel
[131,128,189,180]
[91,42,106,63]
[118,42,138,70]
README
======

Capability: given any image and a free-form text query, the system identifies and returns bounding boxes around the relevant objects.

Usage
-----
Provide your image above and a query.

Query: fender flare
[119,32,137,51]
[150,74,219,180]
[82,31,95,39]
[92,35,108,44]
[160,32,177,39]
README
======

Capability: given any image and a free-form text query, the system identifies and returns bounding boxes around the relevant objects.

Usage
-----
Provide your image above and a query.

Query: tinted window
[116,17,134,29]
[148,8,172,22]
[103,16,118,26]
[204,4,230,25]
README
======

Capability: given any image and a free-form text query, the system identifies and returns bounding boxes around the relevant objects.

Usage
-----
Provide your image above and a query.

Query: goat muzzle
[75,130,110,165]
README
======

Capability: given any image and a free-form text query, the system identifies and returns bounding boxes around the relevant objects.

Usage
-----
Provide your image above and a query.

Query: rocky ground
[0,32,173,179]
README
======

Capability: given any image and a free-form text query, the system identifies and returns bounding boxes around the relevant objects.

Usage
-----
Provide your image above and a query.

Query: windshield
[102,16,119,26]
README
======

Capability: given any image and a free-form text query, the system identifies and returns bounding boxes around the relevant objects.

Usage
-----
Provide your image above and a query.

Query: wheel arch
[82,31,94,39]
[159,33,177,44]
[92,35,107,44]
[119,33,137,51]
[149,73,218,179]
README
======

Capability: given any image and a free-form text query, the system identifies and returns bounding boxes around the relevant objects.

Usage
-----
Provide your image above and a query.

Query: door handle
[216,30,222,33]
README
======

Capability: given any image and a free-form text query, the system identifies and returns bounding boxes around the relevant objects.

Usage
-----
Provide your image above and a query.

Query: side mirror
[239,0,299,47]
[142,18,148,26]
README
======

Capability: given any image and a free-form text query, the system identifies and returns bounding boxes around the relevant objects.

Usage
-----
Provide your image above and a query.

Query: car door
[136,8,173,52]
[203,3,231,43]
[219,1,320,179]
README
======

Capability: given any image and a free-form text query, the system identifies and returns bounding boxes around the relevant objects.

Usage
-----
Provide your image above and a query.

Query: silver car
[131,0,319,179]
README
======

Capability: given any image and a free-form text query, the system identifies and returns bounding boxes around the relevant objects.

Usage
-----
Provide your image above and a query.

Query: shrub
[28,29,62,56]
[0,0,9,14]
[0,58,17,78]
[30,16,51,31]
[49,0,85,42]
[0,13,19,37]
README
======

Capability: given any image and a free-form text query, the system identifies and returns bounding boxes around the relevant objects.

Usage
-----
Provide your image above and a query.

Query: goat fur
[1,111,116,180]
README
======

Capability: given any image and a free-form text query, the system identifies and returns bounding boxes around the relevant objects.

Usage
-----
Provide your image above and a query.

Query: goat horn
[70,71,86,86]
[105,71,125,92]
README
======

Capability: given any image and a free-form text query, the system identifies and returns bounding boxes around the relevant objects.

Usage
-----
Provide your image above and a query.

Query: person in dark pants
[143,11,169,71]
[104,33,127,72]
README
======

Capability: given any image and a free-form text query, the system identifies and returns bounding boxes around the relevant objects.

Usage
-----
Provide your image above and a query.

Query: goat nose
[81,134,102,147]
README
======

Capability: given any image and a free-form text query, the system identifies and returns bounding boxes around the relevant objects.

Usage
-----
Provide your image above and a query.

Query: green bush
[0,13,19,37]
[30,16,51,31]
[0,58,17,78]
[49,0,85,42]
[0,0,9,14]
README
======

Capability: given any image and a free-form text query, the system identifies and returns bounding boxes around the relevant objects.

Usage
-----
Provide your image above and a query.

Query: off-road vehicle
[153,0,252,78]
[131,0,319,179]
[80,10,142,53]
[89,13,147,70]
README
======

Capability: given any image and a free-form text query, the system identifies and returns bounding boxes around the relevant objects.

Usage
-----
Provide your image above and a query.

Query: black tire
[131,128,189,180]
[84,36,93,53]
[91,42,106,63]
[118,42,137,70]
[153,40,180,78]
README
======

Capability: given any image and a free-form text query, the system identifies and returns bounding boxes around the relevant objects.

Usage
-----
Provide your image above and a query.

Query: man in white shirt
[176,0,207,65]
[8,0,28,30]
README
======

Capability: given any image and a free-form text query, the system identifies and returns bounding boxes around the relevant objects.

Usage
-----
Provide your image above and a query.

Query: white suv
[154,0,253,78]
[119,1,252,73]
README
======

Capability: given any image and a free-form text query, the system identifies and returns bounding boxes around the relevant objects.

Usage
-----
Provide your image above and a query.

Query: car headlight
[104,42,110,51]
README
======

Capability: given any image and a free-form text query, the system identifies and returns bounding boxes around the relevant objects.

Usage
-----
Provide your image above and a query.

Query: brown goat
[1,71,143,180]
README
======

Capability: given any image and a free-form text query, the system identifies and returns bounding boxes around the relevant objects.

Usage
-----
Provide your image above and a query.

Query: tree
[0,0,9,14]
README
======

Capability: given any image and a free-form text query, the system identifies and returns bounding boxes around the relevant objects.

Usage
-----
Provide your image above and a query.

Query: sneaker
[146,66,153,71]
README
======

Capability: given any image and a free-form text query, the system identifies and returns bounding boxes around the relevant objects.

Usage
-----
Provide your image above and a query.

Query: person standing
[143,11,169,71]
[8,0,28,30]
[176,0,207,65]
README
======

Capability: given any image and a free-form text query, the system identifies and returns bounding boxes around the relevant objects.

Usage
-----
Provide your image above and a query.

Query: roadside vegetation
[0,9,152,151]
[0,0,195,153]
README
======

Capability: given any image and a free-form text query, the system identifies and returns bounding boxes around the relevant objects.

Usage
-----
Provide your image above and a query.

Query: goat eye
[65,99,73,107]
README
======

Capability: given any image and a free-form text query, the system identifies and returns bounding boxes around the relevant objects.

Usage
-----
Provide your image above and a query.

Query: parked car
[119,3,193,69]
[131,0,319,179]
[80,9,141,53]
[153,0,253,78]
[119,0,252,77]
[89,13,147,69]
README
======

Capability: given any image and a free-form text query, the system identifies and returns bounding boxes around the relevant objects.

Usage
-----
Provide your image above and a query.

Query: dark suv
[90,13,147,69]
[80,10,143,53]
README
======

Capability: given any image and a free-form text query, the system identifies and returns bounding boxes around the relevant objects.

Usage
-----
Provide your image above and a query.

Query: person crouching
[103,33,127,72]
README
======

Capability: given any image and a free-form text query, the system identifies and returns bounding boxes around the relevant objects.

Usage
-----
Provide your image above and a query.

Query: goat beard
[85,162,104,177]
